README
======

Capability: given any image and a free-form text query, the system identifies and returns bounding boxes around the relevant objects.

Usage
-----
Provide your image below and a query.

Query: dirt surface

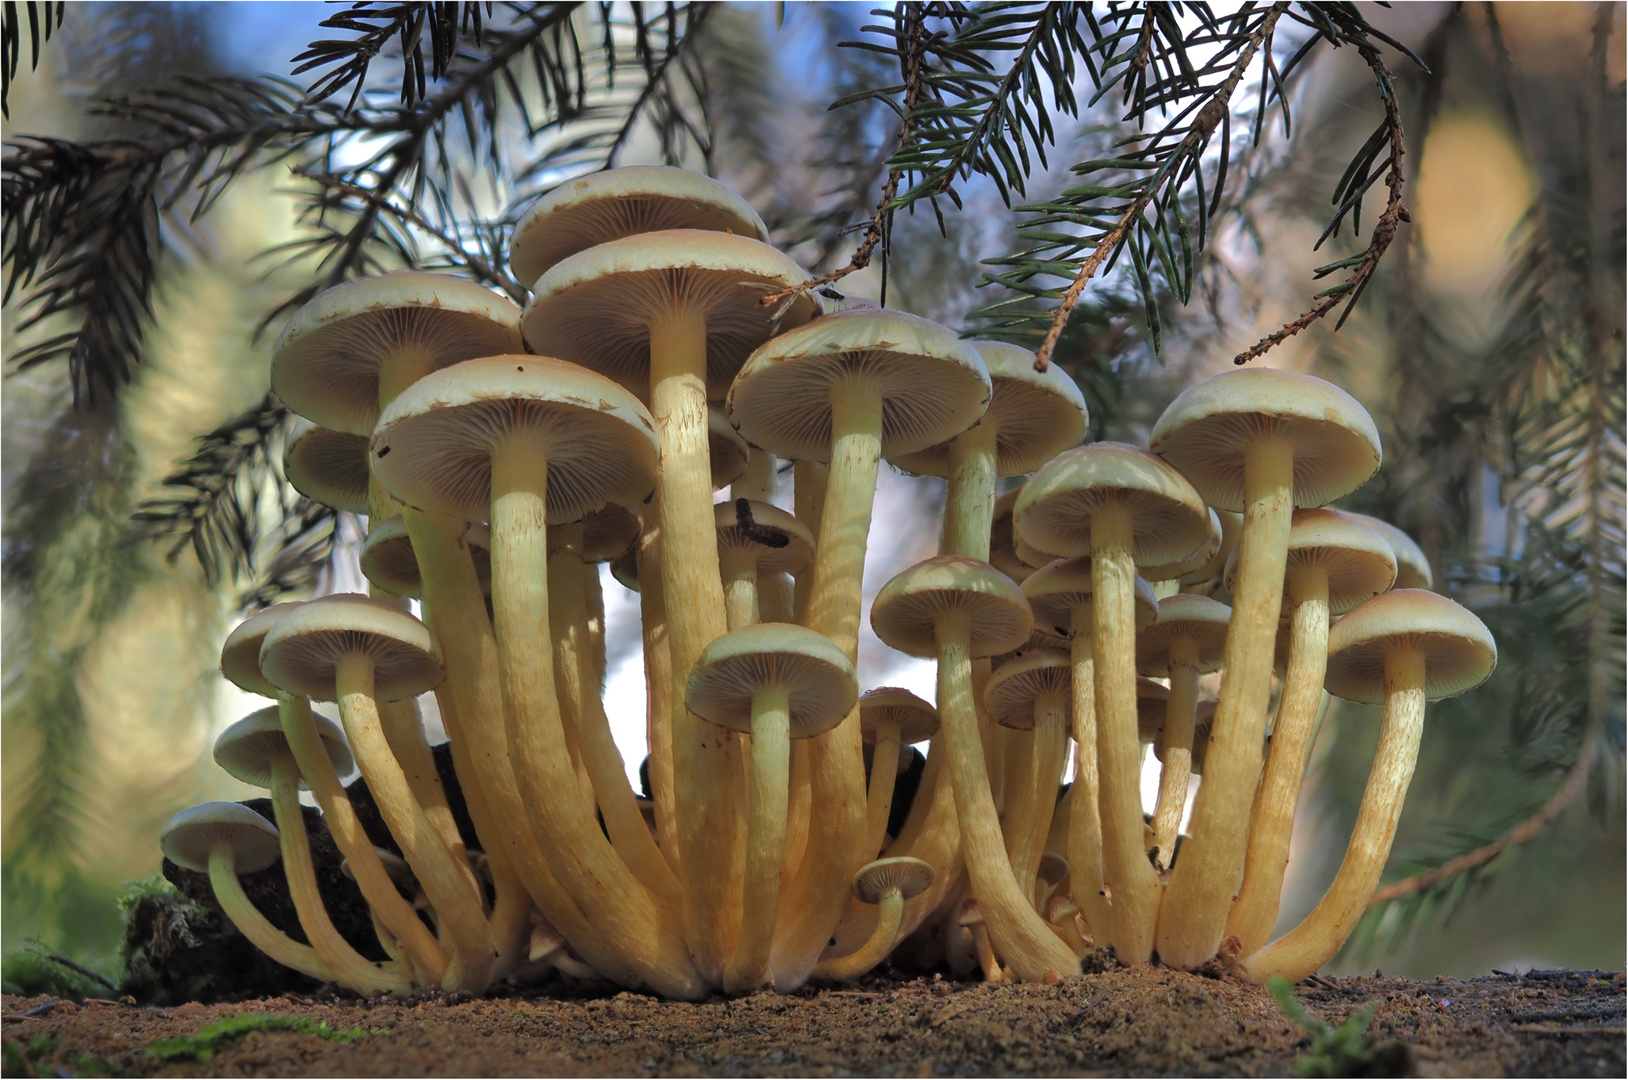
[3,965,1621,1078]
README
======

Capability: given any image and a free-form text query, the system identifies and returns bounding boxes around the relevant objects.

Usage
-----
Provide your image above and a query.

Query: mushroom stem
[1065,619,1112,942]
[1244,648,1426,983]
[487,437,705,1000]
[276,695,446,984]
[864,726,903,860]
[720,545,761,631]
[1160,434,1294,969]
[649,306,739,987]
[207,842,336,983]
[734,446,778,503]
[934,609,1080,981]
[942,424,999,559]
[792,461,828,620]
[1008,694,1069,903]
[334,654,495,992]
[812,889,904,982]
[771,385,880,987]
[635,505,682,873]
[1090,503,1161,962]
[781,741,813,884]
[1150,638,1201,870]
[1228,566,1331,954]
[377,698,470,881]
[404,506,649,991]
[267,755,410,994]
[725,684,792,994]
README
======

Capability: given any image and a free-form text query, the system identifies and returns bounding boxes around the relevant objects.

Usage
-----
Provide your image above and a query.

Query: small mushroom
[812,857,935,982]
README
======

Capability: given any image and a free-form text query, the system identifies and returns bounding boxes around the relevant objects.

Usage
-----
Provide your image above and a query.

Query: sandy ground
[3,964,1622,1077]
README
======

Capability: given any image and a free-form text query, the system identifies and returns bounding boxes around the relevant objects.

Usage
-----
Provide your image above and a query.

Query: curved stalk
[813,890,905,982]
[208,845,335,983]
[377,698,470,880]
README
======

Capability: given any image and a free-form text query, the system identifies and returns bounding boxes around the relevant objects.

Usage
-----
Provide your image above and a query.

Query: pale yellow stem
[635,505,681,874]
[725,685,791,994]
[812,891,904,982]
[1066,618,1112,943]
[792,460,828,621]
[1150,639,1200,870]
[942,424,999,559]
[377,698,470,884]
[721,545,761,631]
[208,845,334,983]
[781,740,812,886]
[864,728,903,860]
[1008,695,1068,903]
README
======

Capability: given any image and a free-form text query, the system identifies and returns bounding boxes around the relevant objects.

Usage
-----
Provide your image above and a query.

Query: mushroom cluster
[163,167,1496,998]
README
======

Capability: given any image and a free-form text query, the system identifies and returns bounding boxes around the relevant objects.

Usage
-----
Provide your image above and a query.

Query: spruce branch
[0,0,62,117]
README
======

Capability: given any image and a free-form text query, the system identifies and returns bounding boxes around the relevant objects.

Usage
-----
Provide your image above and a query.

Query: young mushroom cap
[714,500,816,576]
[1136,678,1172,744]
[1014,442,1211,565]
[361,518,492,599]
[284,421,371,515]
[859,687,940,746]
[989,490,1034,583]
[852,856,936,904]
[728,308,992,462]
[213,706,354,789]
[1149,368,1381,512]
[1223,508,1397,614]
[1037,850,1070,888]
[1142,508,1223,583]
[891,339,1088,477]
[685,623,859,739]
[221,602,307,698]
[1344,512,1433,590]
[1324,589,1497,704]
[1135,595,1232,676]
[1022,559,1159,636]
[984,650,1072,730]
[369,355,660,526]
[260,594,444,704]
[341,847,416,891]
[710,406,752,491]
[552,503,641,563]
[161,802,283,875]
[869,556,1034,660]
[1180,510,1242,587]
[271,272,522,436]
[509,166,770,288]
[522,230,818,401]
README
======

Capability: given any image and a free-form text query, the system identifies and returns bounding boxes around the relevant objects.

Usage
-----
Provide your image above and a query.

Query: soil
[4,965,1622,1078]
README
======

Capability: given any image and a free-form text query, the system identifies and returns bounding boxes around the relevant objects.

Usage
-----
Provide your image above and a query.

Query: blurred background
[2,2,1622,987]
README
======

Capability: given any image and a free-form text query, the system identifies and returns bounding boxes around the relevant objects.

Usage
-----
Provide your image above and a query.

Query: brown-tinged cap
[370,355,659,525]
[853,856,935,904]
[984,650,1072,730]
[213,706,354,789]
[1324,589,1496,704]
[160,802,281,874]
[685,623,858,739]
[510,167,770,288]
[361,517,492,599]
[221,602,306,698]
[1225,507,1396,614]
[1021,557,1158,634]
[1015,442,1210,565]
[1180,509,1242,587]
[728,308,992,462]
[858,687,940,745]
[260,593,443,703]
[710,405,751,491]
[715,498,815,576]
[870,555,1033,660]
[1037,850,1070,886]
[1142,508,1222,583]
[552,503,642,563]
[272,272,522,435]
[1135,594,1232,676]
[1345,511,1432,590]
[284,420,370,515]
[989,488,1033,582]
[1150,368,1381,512]
[1136,677,1171,743]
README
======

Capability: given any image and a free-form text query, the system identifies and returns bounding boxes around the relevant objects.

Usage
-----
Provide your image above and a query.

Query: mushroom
[729,308,991,988]
[372,354,703,1000]
[989,490,1035,584]
[1346,511,1433,589]
[983,651,1073,907]
[1015,443,1210,962]
[219,602,447,987]
[160,803,335,983]
[1046,892,1088,955]
[259,593,495,993]
[714,499,815,630]
[213,708,409,994]
[956,897,1006,982]
[524,229,817,986]
[686,623,858,993]
[1142,508,1223,598]
[812,857,935,982]
[1020,559,1158,950]
[1036,850,1071,910]
[1244,590,1494,983]
[857,688,940,859]
[283,420,370,516]
[870,555,1078,981]
[1180,509,1243,595]
[1134,594,1232,870]
[360,518,491,600]
[1149,368,1380,970]
[1228,508,1397,954]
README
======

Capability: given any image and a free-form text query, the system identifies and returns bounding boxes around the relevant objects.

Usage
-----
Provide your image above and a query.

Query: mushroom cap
[1149,368,1381,512]
[160,802,281,875]
[213,706,354,790]
[989,488,1032,583]
[1021,557,1158,633]
[1345,511,1433,590]
[284,420,370,515]
[1153,699,1219,773]
[1324,589,1497,705]
[609,543,641,594]
[709,405,751,491]
[1047,892,1080,923]
[370,355,659,526]
[858,687,940,744]
[990,623,1074,669]
[340,846,416,890]
[715,499,815,575]
[1014,530,1065,570]
[271,272,522,435]
[685,623,858,739]
[870,555,1033,660]
[221,602,306,698]
[522,230,818,401]
[957,897,985,927]
[984,650,1072,730]
[260,593,443,704]
[361,517,492,599]
[510,166,770,288]
[891,340,1087,477]
[1135,594,1233,677]
[1180,509,1242,587]
[727,308,992,462]
[557,502,641,563]
[853,856,936,904]
[1225,507,1396,614]
[1142,508,1223,583]
[1136,677,1171,743]
[1037,850,1070,886]
[1014,442,1211,565]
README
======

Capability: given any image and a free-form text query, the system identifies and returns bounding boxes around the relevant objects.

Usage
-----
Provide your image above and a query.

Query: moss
[146,1014,386,1062]
[1268,975,1411,1078]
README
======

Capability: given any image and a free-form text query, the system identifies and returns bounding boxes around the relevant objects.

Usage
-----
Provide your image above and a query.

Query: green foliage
[0,940,116,1000]
[146,1014,386,1062]
[1267,975,1390,1078]
[1,1034,122,1079]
